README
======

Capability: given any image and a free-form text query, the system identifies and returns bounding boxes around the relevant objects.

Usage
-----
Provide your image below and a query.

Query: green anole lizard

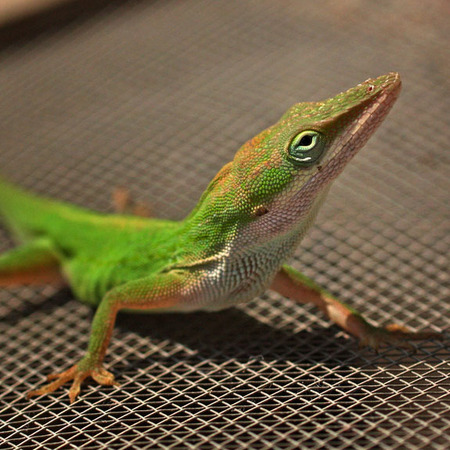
[0,73,442,403]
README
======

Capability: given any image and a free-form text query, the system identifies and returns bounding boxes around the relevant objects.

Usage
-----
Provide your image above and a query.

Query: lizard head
[188,73,401,251]
[228,72,402,239]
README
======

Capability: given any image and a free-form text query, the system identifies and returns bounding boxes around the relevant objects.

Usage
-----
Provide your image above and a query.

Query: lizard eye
[288,130,324,166]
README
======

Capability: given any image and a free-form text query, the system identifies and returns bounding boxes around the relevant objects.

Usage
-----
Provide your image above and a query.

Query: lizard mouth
[331,72,401,162]
[309,72,402,192]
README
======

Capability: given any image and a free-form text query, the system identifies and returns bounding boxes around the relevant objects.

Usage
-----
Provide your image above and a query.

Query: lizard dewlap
[0,73,442,402]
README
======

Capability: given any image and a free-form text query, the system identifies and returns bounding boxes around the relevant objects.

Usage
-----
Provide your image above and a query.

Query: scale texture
[0,0,448,448]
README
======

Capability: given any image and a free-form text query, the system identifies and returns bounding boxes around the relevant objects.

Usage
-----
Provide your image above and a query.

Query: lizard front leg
[270,264,443,349]
[27,270,193,403]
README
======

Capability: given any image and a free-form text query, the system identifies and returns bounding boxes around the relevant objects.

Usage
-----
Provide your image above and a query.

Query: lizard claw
[27,360,118,403]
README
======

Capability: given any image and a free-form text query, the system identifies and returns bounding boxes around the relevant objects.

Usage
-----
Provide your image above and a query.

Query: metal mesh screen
[0,0,448,448]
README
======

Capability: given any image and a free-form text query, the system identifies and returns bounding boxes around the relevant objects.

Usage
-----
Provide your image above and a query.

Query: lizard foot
[359,323,443,352]
[27,360,119,403]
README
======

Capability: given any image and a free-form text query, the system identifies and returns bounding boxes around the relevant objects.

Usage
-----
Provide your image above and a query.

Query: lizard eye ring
[288,130,324,166]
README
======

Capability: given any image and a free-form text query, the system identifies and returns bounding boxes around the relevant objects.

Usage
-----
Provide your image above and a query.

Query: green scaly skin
[0,73,442,403]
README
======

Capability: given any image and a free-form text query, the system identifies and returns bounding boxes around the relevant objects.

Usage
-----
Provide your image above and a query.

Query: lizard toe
[28,366,77,399]
[27,361,119,402]
[360,323,443,351]
[91,367,119,386]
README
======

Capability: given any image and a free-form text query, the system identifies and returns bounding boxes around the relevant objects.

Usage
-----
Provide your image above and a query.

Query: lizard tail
[0,175,102,246]
[0,175,40,241]
[0,175,63,242]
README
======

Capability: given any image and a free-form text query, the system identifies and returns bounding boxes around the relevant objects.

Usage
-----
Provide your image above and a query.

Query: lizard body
[0,73,441,402]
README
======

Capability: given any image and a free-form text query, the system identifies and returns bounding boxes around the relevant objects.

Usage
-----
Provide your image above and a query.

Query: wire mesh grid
[0,0,448,448]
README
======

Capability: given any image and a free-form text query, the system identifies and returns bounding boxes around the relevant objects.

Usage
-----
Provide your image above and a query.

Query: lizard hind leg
[112,187,153,217]
[0,238,65,286]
